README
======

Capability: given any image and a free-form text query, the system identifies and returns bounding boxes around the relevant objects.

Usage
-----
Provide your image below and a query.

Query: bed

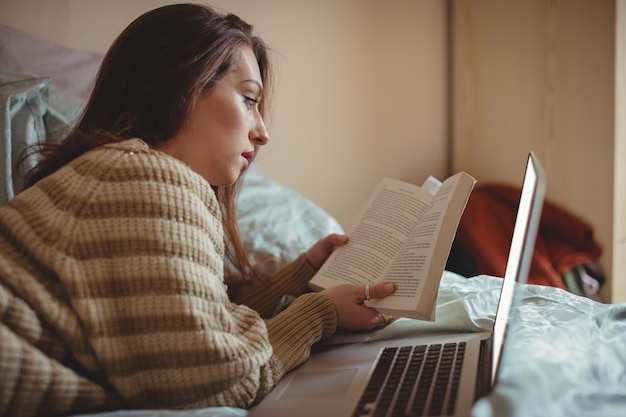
[1,24,625,417]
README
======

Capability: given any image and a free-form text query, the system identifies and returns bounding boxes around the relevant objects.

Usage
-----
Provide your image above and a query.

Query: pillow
[0,72,70,205]
[235,170,344,273]
[0,24,102,99]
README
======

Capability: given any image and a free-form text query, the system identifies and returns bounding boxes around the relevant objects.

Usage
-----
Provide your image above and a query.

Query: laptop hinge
[474,337,493,401]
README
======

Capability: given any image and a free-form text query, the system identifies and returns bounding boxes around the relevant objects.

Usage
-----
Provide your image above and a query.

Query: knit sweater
[0,139,338,416]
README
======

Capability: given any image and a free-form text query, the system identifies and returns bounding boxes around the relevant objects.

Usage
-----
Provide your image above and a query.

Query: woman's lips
[241,150,255,169]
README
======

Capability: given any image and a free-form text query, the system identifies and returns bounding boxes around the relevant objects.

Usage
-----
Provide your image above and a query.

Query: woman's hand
[321,281,396,331]
[305,233,349,270]
[306,234,396,331]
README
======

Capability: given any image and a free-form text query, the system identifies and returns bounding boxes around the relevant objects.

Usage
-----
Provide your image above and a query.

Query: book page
[381,178,457,298]
[367,172,475,320]
[310,178,432,289]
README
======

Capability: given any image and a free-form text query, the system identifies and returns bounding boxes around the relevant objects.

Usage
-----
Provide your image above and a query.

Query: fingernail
[384,283,395,294]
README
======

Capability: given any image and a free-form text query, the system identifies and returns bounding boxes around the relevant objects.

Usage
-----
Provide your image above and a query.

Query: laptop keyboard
[352,342,466,417]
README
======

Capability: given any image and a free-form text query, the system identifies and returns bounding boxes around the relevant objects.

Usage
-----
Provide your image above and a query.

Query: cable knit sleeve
[47,140,336,409]
[230,254,318,318]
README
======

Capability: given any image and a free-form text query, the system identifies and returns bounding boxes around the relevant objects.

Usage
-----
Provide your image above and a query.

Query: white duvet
[425,272,626,417]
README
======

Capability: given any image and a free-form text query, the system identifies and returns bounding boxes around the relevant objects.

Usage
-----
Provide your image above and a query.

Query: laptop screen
[490,151,546,384]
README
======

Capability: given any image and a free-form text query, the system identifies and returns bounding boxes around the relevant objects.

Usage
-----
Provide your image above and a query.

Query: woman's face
[160,46,269,186]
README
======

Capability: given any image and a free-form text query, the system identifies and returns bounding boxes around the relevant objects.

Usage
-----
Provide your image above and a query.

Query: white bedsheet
[437,272,626,417]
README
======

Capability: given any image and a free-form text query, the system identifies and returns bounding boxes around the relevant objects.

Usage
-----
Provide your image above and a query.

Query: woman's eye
[244,95,259,108]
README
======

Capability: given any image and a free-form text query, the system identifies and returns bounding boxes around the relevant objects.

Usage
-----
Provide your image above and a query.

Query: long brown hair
[22,3,272,285]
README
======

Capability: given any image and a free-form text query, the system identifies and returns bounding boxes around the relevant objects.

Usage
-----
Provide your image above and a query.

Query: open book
[309,172,476,321]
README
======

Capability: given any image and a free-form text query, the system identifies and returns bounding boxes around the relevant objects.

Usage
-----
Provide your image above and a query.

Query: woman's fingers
[305,234,349,270]
[320,282,396,331]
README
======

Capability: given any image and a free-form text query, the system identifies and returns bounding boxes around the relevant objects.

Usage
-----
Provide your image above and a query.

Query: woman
[0,3,395,416]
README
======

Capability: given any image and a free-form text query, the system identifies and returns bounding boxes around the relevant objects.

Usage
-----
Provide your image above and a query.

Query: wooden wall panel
[452,0,623,302]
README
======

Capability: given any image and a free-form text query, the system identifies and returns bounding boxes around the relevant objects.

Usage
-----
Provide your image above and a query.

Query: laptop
[249,152,546,417]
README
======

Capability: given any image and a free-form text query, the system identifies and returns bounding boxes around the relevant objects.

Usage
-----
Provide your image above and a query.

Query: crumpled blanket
[475,304,626,417]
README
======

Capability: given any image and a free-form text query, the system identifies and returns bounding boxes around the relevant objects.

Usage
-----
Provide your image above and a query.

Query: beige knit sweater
[0,139,337,416]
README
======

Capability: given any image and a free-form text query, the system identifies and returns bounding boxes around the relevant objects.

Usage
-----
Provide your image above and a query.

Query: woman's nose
[251,115,269,145]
